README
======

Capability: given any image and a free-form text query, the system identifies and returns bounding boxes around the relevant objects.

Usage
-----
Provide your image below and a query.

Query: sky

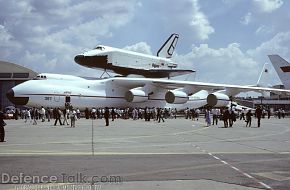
[1,0,290,87]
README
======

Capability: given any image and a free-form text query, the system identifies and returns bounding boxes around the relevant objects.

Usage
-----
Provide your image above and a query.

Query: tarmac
[0,116,290,190]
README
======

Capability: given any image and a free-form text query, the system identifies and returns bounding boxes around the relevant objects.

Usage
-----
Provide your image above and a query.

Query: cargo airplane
[74,34,194,78]
[6,73,290,110]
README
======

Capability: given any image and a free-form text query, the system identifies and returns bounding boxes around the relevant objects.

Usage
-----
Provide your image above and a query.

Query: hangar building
[0,60,37,111]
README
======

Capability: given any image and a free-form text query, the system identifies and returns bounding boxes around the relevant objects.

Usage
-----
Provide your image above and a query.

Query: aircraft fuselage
[6,75,208,110]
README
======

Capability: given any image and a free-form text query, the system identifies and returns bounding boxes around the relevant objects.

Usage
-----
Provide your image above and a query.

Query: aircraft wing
[110,77,290,96]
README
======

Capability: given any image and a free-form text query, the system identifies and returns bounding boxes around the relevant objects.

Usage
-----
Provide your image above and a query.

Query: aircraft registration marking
[44,97,52,101]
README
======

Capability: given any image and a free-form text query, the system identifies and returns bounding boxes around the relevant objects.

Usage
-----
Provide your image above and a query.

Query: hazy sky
[1,0,290,86]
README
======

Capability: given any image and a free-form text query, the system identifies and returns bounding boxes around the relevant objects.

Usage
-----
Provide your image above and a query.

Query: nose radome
[6,89,14,102]
[74,54,84,64]
[6,89,29,105]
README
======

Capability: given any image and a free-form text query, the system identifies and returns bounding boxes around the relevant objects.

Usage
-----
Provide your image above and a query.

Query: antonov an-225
[6,73,290,110]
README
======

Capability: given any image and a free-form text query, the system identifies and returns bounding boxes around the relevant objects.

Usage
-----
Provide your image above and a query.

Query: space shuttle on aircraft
[74,34,195,78]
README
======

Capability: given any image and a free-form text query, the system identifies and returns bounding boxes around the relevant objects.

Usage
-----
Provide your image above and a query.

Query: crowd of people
[6,105,287,127]
[0,104,288,143]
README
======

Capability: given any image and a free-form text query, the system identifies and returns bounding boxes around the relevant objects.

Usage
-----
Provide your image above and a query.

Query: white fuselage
[11,74,207,110]
[83,45,177,69]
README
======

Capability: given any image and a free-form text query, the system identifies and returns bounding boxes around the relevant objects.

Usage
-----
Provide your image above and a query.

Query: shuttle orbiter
[74,34,194,78]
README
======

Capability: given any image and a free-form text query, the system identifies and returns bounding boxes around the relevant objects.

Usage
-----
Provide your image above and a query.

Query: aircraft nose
[6,89,29,105]
[74,54,85,64]
[6,89,14,102]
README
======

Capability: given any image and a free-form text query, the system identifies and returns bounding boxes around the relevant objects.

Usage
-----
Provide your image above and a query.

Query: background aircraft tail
[256,63,271,87]
[157,33,179,58]
[268,54,290,89]
[255,63,271,97]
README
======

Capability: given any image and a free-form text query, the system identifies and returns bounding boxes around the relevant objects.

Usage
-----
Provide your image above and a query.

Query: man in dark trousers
[104,107,110,126]
[54,108,63,126]
[0,111,6,142]
[255,106,263,127]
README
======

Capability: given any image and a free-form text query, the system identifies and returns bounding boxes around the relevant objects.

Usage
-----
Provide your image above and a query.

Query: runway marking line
[193,145,273,190]
[243,173,254,179]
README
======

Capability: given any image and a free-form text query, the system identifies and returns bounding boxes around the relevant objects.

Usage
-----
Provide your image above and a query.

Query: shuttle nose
[6,89,29,105]
[74,54,85,64]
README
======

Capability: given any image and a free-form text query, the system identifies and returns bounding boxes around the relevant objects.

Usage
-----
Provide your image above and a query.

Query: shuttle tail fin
[268,54,290,89]
[157,33,179,58]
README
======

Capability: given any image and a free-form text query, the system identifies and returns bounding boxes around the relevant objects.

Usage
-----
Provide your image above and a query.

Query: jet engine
[124,89,148,103]
[165,90,188,104]
[207,92,230,107]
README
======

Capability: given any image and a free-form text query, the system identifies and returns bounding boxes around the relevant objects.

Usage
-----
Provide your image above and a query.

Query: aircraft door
[65,95,71,108]
[65,96,71,103]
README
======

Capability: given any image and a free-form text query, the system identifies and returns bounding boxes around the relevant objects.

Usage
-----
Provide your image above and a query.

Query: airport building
[237,85,290,112]
[0,60,38,111]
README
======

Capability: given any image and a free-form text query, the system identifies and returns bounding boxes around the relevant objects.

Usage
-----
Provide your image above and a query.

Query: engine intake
[207,92,230,107]
[125,89,148,103]
[165,90,188,104]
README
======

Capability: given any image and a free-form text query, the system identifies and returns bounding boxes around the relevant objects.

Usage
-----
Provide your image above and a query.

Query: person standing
[267,109,271,119]
[62,108,69,125]
[104,107,110,126]
[25,109,31,123]
[223,109,230,128]
[240,110,245,120]
[0,111,6,142]
[205,109,211,127]
[277,109,281,119]
[173,108,177,119]
[15,109,19,120]
[32,107,38,125]
[85,107,90,119]
[212,109,219,125]
[54,107,63,126]
[132,108,138,120]
[255,106,263,127]
[157,108,165,123]
[245,110,253,127]
[40,106,46,122]
[191,108,196,121]
[282,109,285,118]
[76,108,81,119]
[69,108,76,127]
[111,107,116,121]
[229,110,236,127]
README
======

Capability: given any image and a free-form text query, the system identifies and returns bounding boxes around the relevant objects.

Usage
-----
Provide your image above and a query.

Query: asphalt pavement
[0,116,290,190]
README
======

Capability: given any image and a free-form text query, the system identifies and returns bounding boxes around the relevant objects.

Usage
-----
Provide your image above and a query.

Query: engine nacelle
[165,90,188,104]
[124,89,148,103]
[207,92,230,107]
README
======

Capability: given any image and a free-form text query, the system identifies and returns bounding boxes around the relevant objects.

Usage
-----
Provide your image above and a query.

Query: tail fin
[157,33,179,58]
[256,63,271,97]
[256,63,271,87]
[268,54,290,89]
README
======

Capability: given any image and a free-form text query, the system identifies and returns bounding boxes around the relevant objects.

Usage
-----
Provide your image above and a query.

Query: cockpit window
[33,75,47,80]
[94,46,104,50]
